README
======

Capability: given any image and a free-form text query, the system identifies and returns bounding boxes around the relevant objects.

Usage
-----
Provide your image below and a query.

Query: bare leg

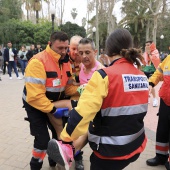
[73,133,88,153]
[151,87,156,98]
[47,114,63,140]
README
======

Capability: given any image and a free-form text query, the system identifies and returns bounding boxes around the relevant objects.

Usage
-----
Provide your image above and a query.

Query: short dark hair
[78,38,95,50]
[50,31,68,43]
[145,40,153,44]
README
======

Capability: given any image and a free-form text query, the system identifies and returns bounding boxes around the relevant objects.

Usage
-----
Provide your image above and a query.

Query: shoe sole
[47,139,69,170]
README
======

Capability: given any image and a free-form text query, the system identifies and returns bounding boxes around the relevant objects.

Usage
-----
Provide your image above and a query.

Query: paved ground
[0,73,166,170]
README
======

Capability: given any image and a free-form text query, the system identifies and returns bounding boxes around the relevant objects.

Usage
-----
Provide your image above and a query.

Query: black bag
[20,55,24,59]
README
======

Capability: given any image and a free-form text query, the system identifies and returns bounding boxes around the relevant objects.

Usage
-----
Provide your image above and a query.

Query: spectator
[143,41,160,107]
[26,44,37,61]
[2,46,7,75]
[0,45,3,81]
[36,43,43,53]
[4,41,22,80]
[99,48,110,67]
[18,45,28,76]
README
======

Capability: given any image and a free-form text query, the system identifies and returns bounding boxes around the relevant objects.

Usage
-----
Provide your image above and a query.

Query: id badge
[53,79,61,87]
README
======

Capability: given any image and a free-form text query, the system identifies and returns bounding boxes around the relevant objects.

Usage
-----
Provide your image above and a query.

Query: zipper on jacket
[58,64,63,101]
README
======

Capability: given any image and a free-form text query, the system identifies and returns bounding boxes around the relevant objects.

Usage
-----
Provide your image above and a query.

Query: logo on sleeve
[122,74,148,92]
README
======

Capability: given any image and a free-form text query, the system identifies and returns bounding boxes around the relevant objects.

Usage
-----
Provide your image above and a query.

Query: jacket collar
[45,45,61,63]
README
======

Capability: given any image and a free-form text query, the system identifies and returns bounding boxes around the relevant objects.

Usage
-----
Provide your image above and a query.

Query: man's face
[37,44,41,49]
[31,45,35,50]
[7,42,12,48]
[69,39,81,63]
[51,40,69,59]
[78,43,97,67]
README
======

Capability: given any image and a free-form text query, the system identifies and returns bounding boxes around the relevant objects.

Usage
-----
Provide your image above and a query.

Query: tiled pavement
[0,73,166,170]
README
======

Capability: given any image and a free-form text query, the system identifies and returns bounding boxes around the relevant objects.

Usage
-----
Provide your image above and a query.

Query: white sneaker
[9,77,12,80]
[153,98,158,107]
[17,77,22,80]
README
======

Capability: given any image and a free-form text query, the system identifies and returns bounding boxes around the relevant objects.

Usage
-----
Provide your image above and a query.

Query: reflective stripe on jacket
[88,58,149,157]
[149,55,170,106]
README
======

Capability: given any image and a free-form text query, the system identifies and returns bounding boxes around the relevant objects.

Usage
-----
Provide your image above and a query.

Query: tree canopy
[59,22,86,40]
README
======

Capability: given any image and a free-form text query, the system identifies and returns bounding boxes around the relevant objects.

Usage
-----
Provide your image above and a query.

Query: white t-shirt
[9,48,14,61]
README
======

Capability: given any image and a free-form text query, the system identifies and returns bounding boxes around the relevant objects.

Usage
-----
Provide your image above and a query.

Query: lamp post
[50,6,55,33]
[160,34,164,53]
[92,27,96,41]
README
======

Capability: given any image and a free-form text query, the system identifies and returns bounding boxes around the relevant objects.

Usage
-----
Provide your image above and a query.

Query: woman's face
[21,46,26,51]
[78,43,97,67]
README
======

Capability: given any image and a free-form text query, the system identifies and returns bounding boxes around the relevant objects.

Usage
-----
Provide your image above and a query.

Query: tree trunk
[41,0,44,18]
[152,15,158,45]
[145,20,150,41]
[107,0,115,35]
[96,0,99,58]
[36,10,39,24]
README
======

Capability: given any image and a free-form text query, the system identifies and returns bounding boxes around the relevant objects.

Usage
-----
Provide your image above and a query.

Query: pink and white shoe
[47,139,74,170]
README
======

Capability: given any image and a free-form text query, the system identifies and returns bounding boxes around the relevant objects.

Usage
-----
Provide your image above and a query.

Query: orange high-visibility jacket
[23,45,72,113]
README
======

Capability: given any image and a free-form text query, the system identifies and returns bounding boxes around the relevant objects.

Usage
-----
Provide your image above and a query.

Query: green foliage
[0,0,22,23]
[88,16,108,49]
[98,22,108,49]
[120,0,149,48]
[59,22,86,40]
[0,19,59,49]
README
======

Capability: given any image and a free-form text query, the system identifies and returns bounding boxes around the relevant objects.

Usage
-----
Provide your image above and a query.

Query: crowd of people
[0,42,43,80]
[0,28,170,170]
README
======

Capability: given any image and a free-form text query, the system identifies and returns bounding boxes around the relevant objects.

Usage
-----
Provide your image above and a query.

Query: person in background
[4,41,22,80]
[22,31,75,170]
[2,46,7,75]
[36,43,43,53]
[47,28,149,170]
[99,48,110,67]
[0,45,3,81]
[26,44,37,61]
[17,45,28,76]
[143,40,160,107]
[146,54,170,170]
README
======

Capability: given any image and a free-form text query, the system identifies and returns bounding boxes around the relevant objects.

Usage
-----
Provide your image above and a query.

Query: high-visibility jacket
[61,58,149,159]
[149,55,170,106]
[22,45,72,113]
[64,57,80,100]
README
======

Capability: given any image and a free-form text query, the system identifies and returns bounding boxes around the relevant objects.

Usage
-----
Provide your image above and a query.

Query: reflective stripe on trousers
[32,148,46,162]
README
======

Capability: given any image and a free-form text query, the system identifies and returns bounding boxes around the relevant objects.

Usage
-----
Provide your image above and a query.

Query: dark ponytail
[120,48,143,69]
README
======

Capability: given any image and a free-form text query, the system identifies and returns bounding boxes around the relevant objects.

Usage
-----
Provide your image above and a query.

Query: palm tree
[31,0,42,24]
[119,0,149,47]
[71,8,78,22]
